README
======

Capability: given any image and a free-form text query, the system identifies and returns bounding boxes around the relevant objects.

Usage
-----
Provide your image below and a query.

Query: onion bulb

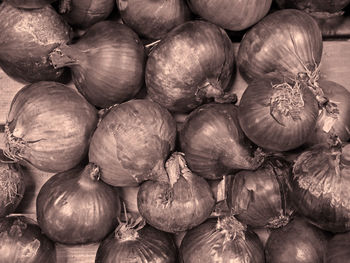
[275,0,350,14]
[326,231,350,263]
[4,0,56,9]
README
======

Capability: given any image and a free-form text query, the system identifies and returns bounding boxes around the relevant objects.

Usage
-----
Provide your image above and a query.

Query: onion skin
[290,143,350,233]
[0,2,71,84]
[0,216,56,263]
[36,163,121,245]
[89,99,177,187]
[238,74,319,152]
[145,20,236,113]
[265,217,328,263]
[275,0,350,13]
[180,103,264,180]
[137,152,215,233]
[50,21,145,108]
[180,216,265,263]
[237,9,323,83]
[187,0,272,31]
[5,81,98,173]
[117,0,192,40]
[4,0,56,9]
[326,231,350,263]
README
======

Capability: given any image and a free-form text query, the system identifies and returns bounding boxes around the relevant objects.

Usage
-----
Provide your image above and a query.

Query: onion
[326,231,350,263]
[238,74,319,152]
[179,103,265,180]
[0,2,71,84]
[0,161,25,217]
[36,163,121,244]
[117,0,191,40]
[290,142,350,232]
[180,216,265,263]
[0,216,56,262]
[227,156,294,229]
[265,217,328,263]
[50,21,145,109]
[89,99,177,187]
[275,0,350,14]
[4,81,98,173]
[4,0,56,9]
[187,0,272,31]
[59,0,115,29]
[137,152,215,233]
[145,20,236,113]
[95,216,177,263]
[237,9,323,84]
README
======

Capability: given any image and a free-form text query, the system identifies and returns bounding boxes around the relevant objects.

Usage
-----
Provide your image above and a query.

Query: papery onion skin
[89,99,177,187]
[187,0,272,31]
[227,157,294,229]
[238,74,319,152]
[50,21,145,108]
[145,20,236,113]
[0,216,56,263]
[0,2,71,84]
[36,163,121,245]
[5,81,98,173]
[4,0,56,9]
[275,0,350,13]
[180,103,264,180]
[265,217,328,263]
[180,216,265,263]
[237,9,323,83]
[326,231,350,263]
[290,143,350,233]
[117,0,192,40]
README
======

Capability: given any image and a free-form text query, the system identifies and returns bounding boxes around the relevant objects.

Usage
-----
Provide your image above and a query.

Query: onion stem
[49,44,85,69]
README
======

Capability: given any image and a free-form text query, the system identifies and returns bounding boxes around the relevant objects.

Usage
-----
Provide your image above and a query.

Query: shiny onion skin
[50,21,145,108]
[275,0,350,13]
[180,103,264,180]
[0,2,71,84]
[187,0,272,31]
[5,0,56,9]
[180,216,265,263]
[145,20,236,113]
[0,216,56,263]
[137,152,215,233]
[5,81,98,173]
[59,0,115,29]
[291,143,350,232]
[237,9,323,84]
[117,0,192,40]
[306,80,350,146]
[238,74,319,152]
[95,217,177,263]
[89,99,177,187]
[227,157,294,229]
[265,217,328,263]
[36,163,121,245]
[326,231,350,263]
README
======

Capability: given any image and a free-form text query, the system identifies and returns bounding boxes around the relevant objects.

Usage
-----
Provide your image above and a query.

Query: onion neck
[164,152,194,187]
[114,216,146,242]
[59,0,72,14]
[196,79,237,104]
[49,43,85,69]
[216,216,247,243]
[77,163,101,187]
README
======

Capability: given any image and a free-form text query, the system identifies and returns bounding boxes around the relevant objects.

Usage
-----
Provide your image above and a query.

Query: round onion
[95,216,177,262]
[145,20,236,113]
[89,99,177,187]
[290,142,350,232]
[187,0,272,31]
[265,217,328,263]
[4,81,98,173]
[238,74,319,152]
[0,1,71,83]
[50,21,145,108]
[0,161,25,217]
[36,163,121,244]
[4,0,56,9]
[227,156,294,229]
[275,0,350,13]
[0,216,56,262]
[137,152,215,233]
[237,9,323,84]
[179,103,265,180]
[180,216,265,263]
[117,0,192,40]
[326,231,350,263]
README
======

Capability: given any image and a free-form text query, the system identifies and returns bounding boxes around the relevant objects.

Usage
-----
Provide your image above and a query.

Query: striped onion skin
[275,0,350,13]
[326,231,350,262]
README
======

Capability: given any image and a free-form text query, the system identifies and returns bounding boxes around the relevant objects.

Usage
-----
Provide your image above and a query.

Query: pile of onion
[36,163,121,244]
[145,20,236,113]
[179,103,264,180]
[89,99,177,187]
[0,216,56,262]
[137,152,215,233]
[50,20,145,108]
[0,1,71,83]
[5,81,98,173]
[4,0,56,9]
